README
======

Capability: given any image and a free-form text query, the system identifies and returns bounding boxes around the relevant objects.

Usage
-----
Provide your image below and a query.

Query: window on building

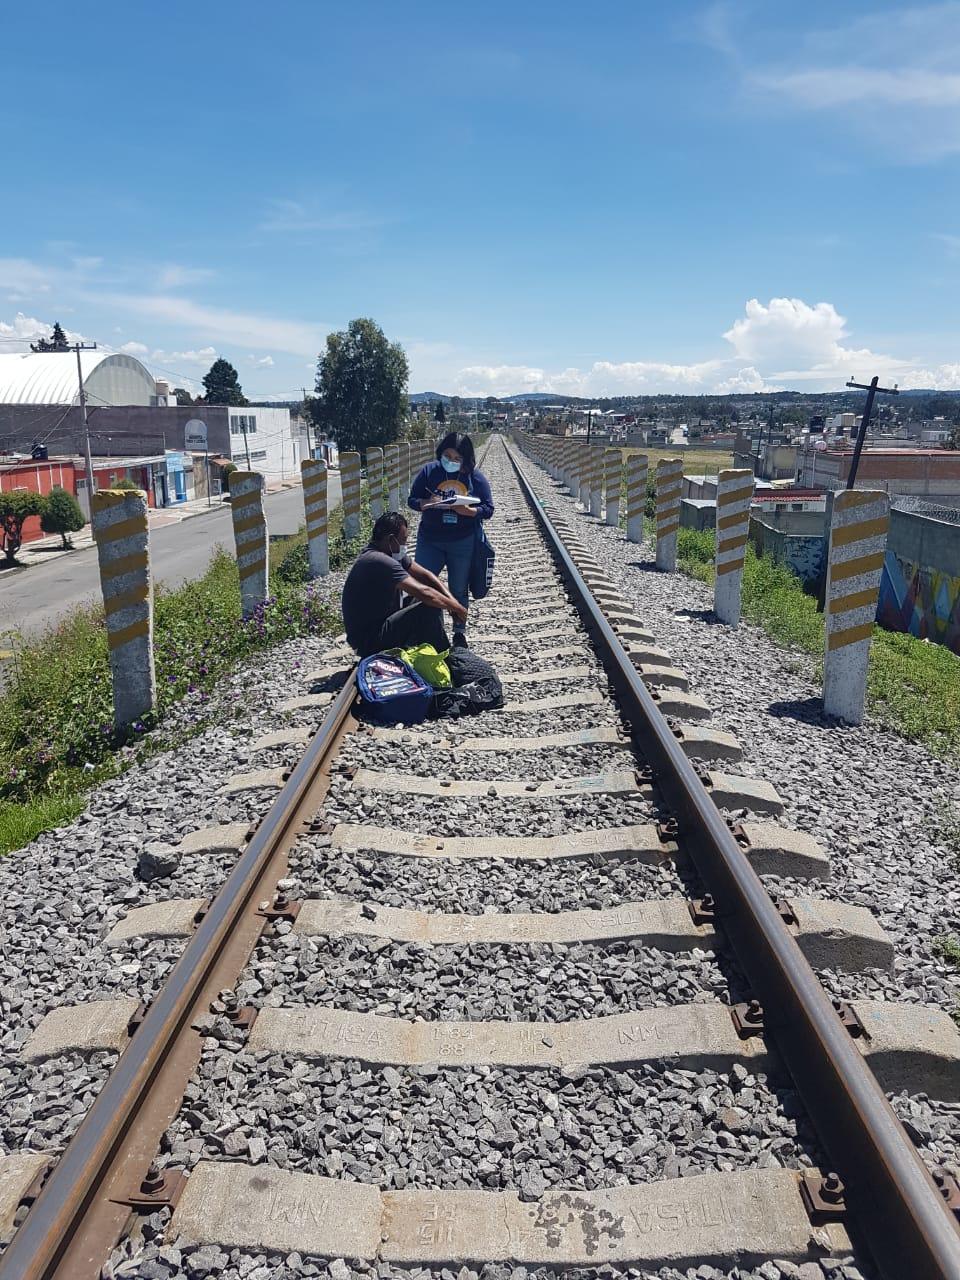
[230,414,258,436]
[250,449,268,462]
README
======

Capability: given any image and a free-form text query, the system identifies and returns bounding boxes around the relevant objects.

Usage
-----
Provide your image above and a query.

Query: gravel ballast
[7,439,941,1280]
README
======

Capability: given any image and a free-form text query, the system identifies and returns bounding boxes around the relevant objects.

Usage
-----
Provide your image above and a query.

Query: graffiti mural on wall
[877,550,960,654]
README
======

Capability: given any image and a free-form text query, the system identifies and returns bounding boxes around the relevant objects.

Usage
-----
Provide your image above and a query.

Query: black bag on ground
[433,646,503,718]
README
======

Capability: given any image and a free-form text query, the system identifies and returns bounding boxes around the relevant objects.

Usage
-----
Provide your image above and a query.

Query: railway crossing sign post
[845,377,899,491]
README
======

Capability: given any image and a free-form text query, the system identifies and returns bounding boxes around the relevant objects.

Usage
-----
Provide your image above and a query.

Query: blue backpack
[357,653,433,724]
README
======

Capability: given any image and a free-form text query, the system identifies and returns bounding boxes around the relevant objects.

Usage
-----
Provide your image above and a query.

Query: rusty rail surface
[0,677,358,1280]
[506,442,960,1280]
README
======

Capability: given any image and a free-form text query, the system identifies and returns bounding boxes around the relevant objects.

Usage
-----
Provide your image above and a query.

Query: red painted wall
[0,459,77,542]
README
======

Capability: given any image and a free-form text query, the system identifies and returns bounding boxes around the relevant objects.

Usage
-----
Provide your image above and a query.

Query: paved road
[0,475,342,639]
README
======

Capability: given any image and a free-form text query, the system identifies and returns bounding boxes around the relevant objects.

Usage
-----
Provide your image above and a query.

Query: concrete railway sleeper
[0,437,958,1280]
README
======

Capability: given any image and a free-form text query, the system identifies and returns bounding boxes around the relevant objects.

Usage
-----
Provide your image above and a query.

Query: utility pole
[239,414,252,469]
[71,342,98,502]
[754,406,773,478]
[845,377,899,490]
[302,387,313,458]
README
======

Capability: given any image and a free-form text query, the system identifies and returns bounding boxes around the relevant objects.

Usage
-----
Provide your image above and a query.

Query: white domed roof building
[0,350,157,407]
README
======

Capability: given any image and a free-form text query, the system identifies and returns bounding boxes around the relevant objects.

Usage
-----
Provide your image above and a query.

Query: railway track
[1,436,960,1279]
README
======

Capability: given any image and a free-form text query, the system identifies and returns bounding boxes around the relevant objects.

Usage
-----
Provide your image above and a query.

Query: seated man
[341,511,467,657]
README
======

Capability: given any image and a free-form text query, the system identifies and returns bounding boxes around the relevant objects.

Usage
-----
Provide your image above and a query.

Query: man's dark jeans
[359,601,449,657]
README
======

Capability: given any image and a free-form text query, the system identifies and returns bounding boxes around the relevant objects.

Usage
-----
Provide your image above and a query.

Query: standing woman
[408,431,494,647]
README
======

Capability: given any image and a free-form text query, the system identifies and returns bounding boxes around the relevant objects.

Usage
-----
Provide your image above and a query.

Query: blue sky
[1,1,958,398]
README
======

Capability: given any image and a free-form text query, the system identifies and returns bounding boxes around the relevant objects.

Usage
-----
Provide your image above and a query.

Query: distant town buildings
[0,350,311,523]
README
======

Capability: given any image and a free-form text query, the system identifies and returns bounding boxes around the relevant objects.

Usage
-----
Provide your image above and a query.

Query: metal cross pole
[845,377,899,490]
[70,341,99,501]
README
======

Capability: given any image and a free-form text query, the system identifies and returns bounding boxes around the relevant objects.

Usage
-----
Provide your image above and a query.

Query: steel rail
[0,675,358,1280]
[506,440,960,1280]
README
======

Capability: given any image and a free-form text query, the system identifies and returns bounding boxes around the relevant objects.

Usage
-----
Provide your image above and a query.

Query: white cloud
[933,232,960,258]
[714,366,775,394]
[756,67,960,109]
[259,198,384,234]
[710,4,960,158]
[247,353,275,367]
[0,260,53,294]
[118,340,149,355]
[156,264,216,289]
[0,312,87,351]
[443,296,960,396]
[95,292,325,357]
[452,359,722,398]
[149,346,218,367]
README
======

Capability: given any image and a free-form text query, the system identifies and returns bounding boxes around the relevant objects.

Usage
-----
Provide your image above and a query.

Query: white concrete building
[226,406,309,483]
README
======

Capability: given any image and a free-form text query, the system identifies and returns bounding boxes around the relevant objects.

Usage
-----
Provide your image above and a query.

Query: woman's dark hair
[436,431,476,473]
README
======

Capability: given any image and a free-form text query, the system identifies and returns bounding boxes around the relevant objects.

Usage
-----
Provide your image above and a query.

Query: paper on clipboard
[432,493,481,507]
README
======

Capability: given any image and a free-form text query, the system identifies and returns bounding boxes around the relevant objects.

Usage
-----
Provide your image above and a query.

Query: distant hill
[410,390,567,404]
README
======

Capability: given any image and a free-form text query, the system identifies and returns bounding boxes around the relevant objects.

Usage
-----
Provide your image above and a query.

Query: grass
[934,935,960,1027]
[0,522,345,856]
[622,445,734,475]
[672,526,960,756]
[0,788,85,858]
[936,804,960,869]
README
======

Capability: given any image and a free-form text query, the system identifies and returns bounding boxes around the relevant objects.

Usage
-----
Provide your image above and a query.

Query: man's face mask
[441,455,461,474]
[392,538,407,562]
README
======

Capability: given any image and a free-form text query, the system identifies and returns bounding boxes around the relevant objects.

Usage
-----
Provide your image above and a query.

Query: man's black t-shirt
[341,546,412,653]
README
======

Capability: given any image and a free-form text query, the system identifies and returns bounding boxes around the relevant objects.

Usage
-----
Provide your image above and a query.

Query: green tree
[39,486,85,548]
[202,358,247,406]
[311,318,409,451]
[0,491,43,565]
[434,399,446,424]
[30,322,70,353]
[174,387,194,406]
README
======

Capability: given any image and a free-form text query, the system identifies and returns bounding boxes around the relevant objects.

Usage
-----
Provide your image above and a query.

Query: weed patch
[0,543,340,855]
[671,528,960,756]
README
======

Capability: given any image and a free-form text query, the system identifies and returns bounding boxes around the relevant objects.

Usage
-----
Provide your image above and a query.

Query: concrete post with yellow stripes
[714,469,754,625]
[398,441,411,497]
[655,458,683,571]
[341,451,362,540]
[577,442,591,507]
[366,447,384,521]
[626,453,648,543]
[604,449,622,527]
[566,437,580,497]
[301,458,328,578]
[229,471,268,617]
[557,437,569,490]
[547,437,558,479]
[587,447,602,518]
[386,443,401,512]
[91,490,155,730]
[822,489,890,725]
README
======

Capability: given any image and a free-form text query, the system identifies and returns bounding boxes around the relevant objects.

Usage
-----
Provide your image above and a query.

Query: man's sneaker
[452,632,468,648]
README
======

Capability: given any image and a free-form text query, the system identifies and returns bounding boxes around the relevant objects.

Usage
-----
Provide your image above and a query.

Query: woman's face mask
[441,453,461,474]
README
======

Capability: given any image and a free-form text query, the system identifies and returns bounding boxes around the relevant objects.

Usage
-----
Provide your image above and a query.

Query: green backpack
[385,643,452,689]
